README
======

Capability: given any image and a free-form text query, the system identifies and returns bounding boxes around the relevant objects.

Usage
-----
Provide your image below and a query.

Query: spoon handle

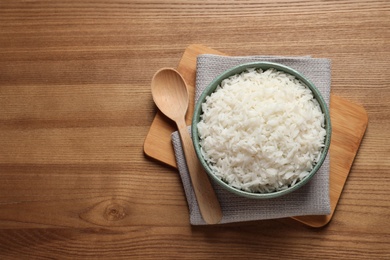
[176,118,223,224]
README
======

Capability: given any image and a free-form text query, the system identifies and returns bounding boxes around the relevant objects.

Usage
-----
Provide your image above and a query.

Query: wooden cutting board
[144,44,368,227]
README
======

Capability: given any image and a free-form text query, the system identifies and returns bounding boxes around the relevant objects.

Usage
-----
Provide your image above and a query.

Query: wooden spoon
[151,68,222,224]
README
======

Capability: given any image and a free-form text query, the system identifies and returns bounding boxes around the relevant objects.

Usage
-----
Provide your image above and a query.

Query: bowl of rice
[192,62,331,199]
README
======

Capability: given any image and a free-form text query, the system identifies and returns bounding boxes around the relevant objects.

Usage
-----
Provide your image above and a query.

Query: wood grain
[0,0,389,259]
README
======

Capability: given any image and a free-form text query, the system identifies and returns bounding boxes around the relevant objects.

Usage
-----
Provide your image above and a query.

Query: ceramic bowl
[191,62,332,199]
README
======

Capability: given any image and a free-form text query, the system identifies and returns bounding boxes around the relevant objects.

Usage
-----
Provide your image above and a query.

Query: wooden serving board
[144,44,368,228]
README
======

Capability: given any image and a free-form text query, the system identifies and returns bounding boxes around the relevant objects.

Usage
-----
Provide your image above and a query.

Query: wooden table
[1,1,389,259]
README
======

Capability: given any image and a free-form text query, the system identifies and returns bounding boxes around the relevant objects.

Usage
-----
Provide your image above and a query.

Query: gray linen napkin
[172,54,331,225]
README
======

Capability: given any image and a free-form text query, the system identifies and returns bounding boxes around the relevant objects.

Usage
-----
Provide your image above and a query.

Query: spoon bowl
[151,69,189,122]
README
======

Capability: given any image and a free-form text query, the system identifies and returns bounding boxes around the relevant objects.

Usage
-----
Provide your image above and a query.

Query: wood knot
[79,199,131,227]
[104,203,127,221]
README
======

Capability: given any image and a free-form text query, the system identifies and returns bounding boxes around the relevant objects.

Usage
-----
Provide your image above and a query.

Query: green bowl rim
[191,61,332,199]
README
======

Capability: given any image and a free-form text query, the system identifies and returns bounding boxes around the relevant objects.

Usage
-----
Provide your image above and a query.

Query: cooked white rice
[197,68,326,193]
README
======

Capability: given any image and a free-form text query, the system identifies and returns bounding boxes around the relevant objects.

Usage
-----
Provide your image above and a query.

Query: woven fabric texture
[172,54,331,225]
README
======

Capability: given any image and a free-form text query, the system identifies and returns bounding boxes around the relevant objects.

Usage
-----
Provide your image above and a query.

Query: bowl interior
[192,61,332,199]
